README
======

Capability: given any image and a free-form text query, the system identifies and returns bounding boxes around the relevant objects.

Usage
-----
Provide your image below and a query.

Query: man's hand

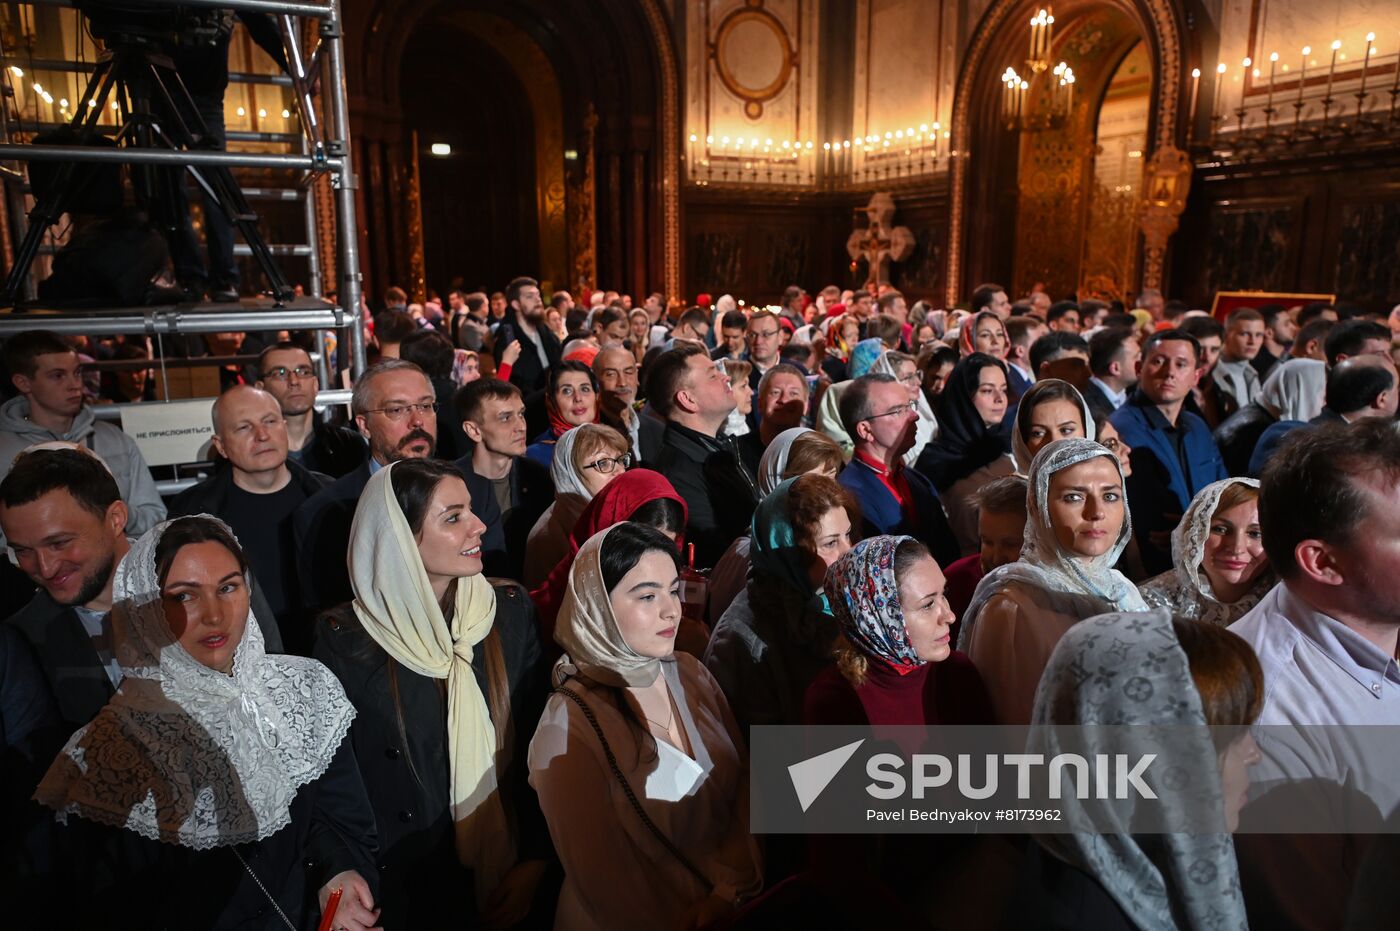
[499,340,523,367]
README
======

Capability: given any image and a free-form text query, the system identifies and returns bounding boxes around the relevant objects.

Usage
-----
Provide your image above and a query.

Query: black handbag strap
[552,683,712,889]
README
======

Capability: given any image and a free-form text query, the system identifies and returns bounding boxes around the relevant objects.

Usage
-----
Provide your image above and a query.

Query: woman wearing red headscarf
[529,469,688,653]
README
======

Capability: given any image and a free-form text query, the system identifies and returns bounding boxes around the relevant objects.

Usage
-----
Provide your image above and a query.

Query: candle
[1239,57,1252,116]
[1265,53,1277,113]
[1189,67,1201,123]
[1212,62,1226,120]
[1360,32,1375,99]
[1297,46,1310,104]
[1325,40,1340,102]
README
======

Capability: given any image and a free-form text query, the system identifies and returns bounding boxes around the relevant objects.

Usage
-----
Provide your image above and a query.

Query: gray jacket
[0,396,166,543]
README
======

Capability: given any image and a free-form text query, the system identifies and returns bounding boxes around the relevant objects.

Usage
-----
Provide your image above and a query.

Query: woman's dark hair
[628,497,686,537]
[155,516,249,588]
[547,359,599,402]
[389,458,464,535]
[1016,379,1087,443]
[892,538,933,582]
[599,521,682,593]
[917,344,959,374]
[1172,618,1264,752]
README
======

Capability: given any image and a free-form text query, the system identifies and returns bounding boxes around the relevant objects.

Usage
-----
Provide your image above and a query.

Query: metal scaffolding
[0,0,366,377]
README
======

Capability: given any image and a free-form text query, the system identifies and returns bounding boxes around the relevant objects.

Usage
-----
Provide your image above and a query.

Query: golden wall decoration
[947,0,1186,305]
[406,129,427,303]
[638,0,682,302]
[710,0,796,119]
[567,107,599,293]
[1138,144,1192,290]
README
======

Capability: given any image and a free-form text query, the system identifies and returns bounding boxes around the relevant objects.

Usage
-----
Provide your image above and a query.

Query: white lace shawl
[1139,477,1275,626]
[33,517,355,849]
[958,439,1146,650]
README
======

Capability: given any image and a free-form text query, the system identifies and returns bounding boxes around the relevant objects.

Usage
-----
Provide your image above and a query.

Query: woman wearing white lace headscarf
[32,515,377,930]
[959,438,1146,724]
[529,522,762,929]
[1140,478,1274,626]
[523,423,630,588]
[1257,357,1326,422]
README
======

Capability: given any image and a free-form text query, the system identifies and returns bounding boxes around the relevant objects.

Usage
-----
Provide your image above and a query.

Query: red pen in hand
[316,886,343,931]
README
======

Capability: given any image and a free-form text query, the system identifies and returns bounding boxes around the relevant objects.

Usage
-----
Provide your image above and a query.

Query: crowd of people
[2,277,1400,929]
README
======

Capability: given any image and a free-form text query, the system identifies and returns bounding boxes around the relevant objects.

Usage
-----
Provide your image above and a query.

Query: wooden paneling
[1170,151,1400,312]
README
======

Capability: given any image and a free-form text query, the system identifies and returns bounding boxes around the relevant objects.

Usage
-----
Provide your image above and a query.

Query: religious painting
[1204,204,1296,295]
[1334,199,1400,305]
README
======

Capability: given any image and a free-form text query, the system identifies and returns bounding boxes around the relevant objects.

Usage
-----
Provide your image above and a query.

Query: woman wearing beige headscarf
[314,458,551,931]
[529,521,762,930]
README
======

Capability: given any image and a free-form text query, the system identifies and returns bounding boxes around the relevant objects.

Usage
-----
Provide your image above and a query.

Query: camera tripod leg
[2,60,120,305]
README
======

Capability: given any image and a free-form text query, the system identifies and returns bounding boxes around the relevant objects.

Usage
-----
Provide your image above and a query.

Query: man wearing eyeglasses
[255,342,367,479]
[837,373,959,566]
[293,359,443,610]
[170,385,331,654]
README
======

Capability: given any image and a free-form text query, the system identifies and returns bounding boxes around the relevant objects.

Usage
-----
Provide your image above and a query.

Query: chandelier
[1001,7,1076,131]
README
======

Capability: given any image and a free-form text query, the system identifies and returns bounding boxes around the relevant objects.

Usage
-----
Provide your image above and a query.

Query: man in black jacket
[494,276,561,397]
[293,360,438,611]
[0,448,284,735]
[455,379,552,582]
[647,343,759,568]
[256,341,367,478]
[493,277,561,439]
[171,386,331,653]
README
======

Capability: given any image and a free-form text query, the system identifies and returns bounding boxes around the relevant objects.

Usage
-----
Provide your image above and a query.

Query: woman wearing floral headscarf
[32,515,378,930]
[960,438,1146,725]
[806,535,993,727]
[1140,477,1274,626]
[1011,608,1256,930]
[529,522,762,930]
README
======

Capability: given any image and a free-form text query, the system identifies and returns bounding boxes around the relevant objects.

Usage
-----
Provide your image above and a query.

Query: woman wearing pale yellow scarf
[314,458,551,930]
[528,522,762,930]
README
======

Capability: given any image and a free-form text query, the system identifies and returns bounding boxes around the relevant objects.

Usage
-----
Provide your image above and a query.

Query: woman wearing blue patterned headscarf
[704,475,858,735]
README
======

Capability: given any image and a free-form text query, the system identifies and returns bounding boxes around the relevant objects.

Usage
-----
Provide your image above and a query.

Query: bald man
[170,385,332,653]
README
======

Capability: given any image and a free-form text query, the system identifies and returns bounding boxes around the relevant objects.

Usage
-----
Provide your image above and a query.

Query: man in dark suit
[293,359,438,611]
[836,374,959,566]
[0,448,285,735]
[646,343,760,568]
[1110,330,1228,574]
[1084,327,1140,427]
[454,378,551,582]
